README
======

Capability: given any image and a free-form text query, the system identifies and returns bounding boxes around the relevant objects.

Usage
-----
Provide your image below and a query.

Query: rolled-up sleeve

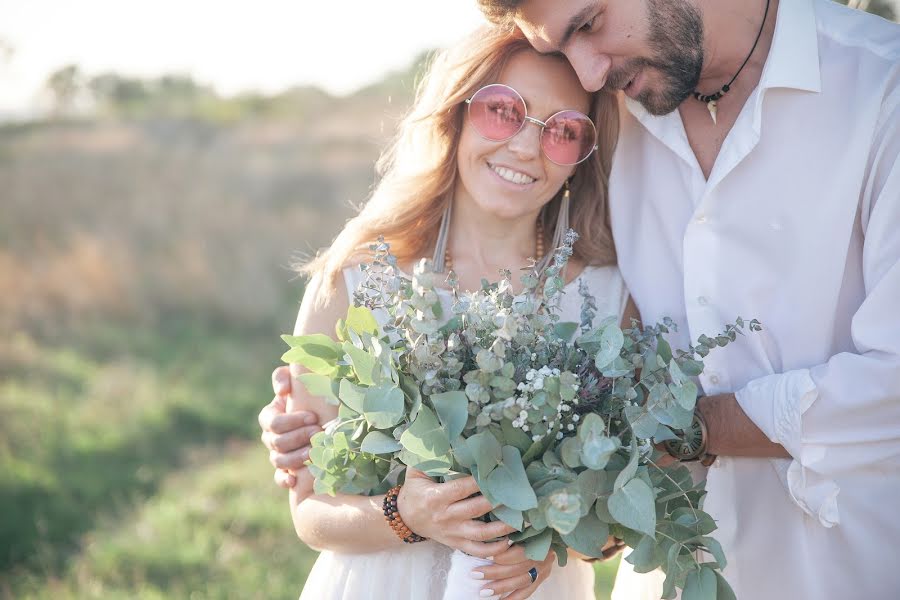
[736,90,900,528]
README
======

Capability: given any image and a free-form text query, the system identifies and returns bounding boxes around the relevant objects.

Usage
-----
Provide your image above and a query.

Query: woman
[263,26,632,600]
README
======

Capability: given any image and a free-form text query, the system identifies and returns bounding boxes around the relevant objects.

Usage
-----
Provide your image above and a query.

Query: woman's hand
[258,365,322,488]
[473,544,556,600]
[398,469,516,559]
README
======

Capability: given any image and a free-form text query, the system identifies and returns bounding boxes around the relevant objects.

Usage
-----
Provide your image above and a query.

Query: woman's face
[455,49,592,222]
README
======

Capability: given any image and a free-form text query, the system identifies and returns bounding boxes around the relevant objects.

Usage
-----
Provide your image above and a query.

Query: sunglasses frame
[464,83,599,166]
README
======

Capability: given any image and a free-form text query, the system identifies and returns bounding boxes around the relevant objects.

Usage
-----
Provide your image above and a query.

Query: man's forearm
[698,393,791,458]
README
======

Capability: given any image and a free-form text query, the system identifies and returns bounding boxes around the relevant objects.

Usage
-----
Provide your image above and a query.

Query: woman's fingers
[268,409,319,435]
[454,537,512,559]
[488,544,528,565]
[472,559,539,581]
[497,554,554,600]
[459,519,517,543]
[271,365,291,395]
[273,468,296,489]
[436,475,481,502]
[269,446,310,470]
[445,494,495,521]
[267,425,323,454]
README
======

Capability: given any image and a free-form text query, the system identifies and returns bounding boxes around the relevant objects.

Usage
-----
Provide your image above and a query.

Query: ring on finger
[528,567,538,584]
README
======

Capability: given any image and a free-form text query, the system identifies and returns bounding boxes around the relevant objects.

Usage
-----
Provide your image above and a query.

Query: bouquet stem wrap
[442,551,495,600]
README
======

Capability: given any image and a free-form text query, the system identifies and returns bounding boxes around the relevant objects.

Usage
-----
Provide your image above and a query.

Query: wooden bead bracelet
[382,485,427,544]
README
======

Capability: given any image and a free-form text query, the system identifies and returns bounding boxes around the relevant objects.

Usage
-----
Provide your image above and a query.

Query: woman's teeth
[490,164,536,185]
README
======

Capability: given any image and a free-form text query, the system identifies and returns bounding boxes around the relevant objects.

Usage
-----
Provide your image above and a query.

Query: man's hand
[258,365,323,488]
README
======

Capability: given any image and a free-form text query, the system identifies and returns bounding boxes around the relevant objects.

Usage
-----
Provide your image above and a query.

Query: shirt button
[709,374,720,385]
[695,214,708,224]
[697,296,709,306]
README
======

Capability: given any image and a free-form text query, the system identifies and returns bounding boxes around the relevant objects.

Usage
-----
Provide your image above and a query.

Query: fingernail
[470,571,485,580]
[479,590,495,598]
[507,539,514,546]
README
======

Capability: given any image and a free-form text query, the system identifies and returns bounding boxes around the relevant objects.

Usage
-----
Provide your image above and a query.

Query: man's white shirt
[609,0,900,598]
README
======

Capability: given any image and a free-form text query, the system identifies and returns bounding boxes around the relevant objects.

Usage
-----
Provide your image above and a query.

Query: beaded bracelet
[382,485,427,544]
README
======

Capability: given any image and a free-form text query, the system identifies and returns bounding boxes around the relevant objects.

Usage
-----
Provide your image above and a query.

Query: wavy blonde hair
[303,26,619,299]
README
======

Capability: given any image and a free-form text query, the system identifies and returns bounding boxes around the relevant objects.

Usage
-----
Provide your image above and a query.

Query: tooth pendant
[707,99,718,124]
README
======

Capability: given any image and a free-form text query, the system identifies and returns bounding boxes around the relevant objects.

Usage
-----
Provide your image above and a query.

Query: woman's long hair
[302,26,619,301]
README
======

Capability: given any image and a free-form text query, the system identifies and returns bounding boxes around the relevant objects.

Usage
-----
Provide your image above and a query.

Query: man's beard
[606,0,704,115]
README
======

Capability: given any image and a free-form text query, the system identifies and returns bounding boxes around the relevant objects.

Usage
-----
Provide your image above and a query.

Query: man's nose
[569,51,613,93]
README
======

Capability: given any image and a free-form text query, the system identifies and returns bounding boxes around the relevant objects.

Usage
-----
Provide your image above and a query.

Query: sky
[0,1,487,115]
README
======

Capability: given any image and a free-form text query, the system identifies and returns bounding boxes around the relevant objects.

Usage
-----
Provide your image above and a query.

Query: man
[261,1,900,597]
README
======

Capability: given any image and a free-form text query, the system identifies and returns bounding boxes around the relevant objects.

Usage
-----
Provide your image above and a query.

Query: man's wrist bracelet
[382,485,426,544]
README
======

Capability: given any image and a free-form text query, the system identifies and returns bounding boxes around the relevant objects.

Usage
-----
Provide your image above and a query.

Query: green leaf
[624,405,659,439]
[400,405,451,460]
[670,381,698,410]
[430,391,468,440]
[363,382,405,428]
[501,419,533,454]
[338,379,367,414]
[345,305,379,336]
[656,335,673,363]
[399,447,452,476]
[544,490,583,534]
[523,528,553,561]
[683,566,718,600]
[578,413,619,470]
[559,436,583,468]
[554,321,578,342]
[297,373,340,405]
[714,572,737,600]
[699,536,727,569]
[466,432,503,479]
[601,356,633,378]
[595,326,625,370]
[492,505,524,531]
[608,478,657,537]
[614,439,640,490]
[669,358,687,385]
[360,431,401,454]
[484,445,538,511]
[625,534,664,573]
[679,358,704,376]
[343,341,378,385]
[560,512,609,557]
[281,333,342,375]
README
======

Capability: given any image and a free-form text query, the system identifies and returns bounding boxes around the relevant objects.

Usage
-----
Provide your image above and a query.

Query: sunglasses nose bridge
[523,115,547,129]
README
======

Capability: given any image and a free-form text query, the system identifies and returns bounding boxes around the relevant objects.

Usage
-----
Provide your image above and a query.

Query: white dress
[299,264,629,600]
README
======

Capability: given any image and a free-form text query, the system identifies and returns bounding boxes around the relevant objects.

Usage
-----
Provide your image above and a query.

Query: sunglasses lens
[468,85,526,141]
[541,111,598,165]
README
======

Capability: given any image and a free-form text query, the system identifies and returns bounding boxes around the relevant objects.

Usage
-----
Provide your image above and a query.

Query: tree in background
[45,64,85,116]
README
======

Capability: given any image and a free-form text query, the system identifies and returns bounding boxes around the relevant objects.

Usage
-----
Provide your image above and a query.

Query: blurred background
[0,1,895,598]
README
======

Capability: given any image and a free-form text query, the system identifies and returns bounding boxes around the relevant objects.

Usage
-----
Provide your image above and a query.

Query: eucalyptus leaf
[624,405,660,439]
[608,478,657,537]
[360,431,402,455]
[614,439,640,490]
[683,566,718,600]
[363,382,405,428]
[492,505,524,531]
[343,341,378,385]
[625,534,665,573]
[559,436,583,468]
[544,490,583,534]
[523,528,553,561]
[714,572,737,600]
[484,445,538,511]
[559,511,609,557]
[399,405,451,460]
[298,373,340,405]
[595,326,625,370]
[430,391,468,440]
[345,305,379,336]
[554,321,578,342]
[700,536,727,569]
[670,381,698,411]
[339,379,367,414]
[466,431,503,479]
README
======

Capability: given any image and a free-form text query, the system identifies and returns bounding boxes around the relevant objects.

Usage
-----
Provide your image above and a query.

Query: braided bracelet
[382,485,427,544]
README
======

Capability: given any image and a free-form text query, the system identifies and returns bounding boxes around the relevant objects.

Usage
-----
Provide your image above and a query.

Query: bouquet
[282,232,759,600]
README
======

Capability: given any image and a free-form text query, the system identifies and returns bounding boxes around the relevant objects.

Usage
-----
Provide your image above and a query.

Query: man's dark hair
[476,0,522,26]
